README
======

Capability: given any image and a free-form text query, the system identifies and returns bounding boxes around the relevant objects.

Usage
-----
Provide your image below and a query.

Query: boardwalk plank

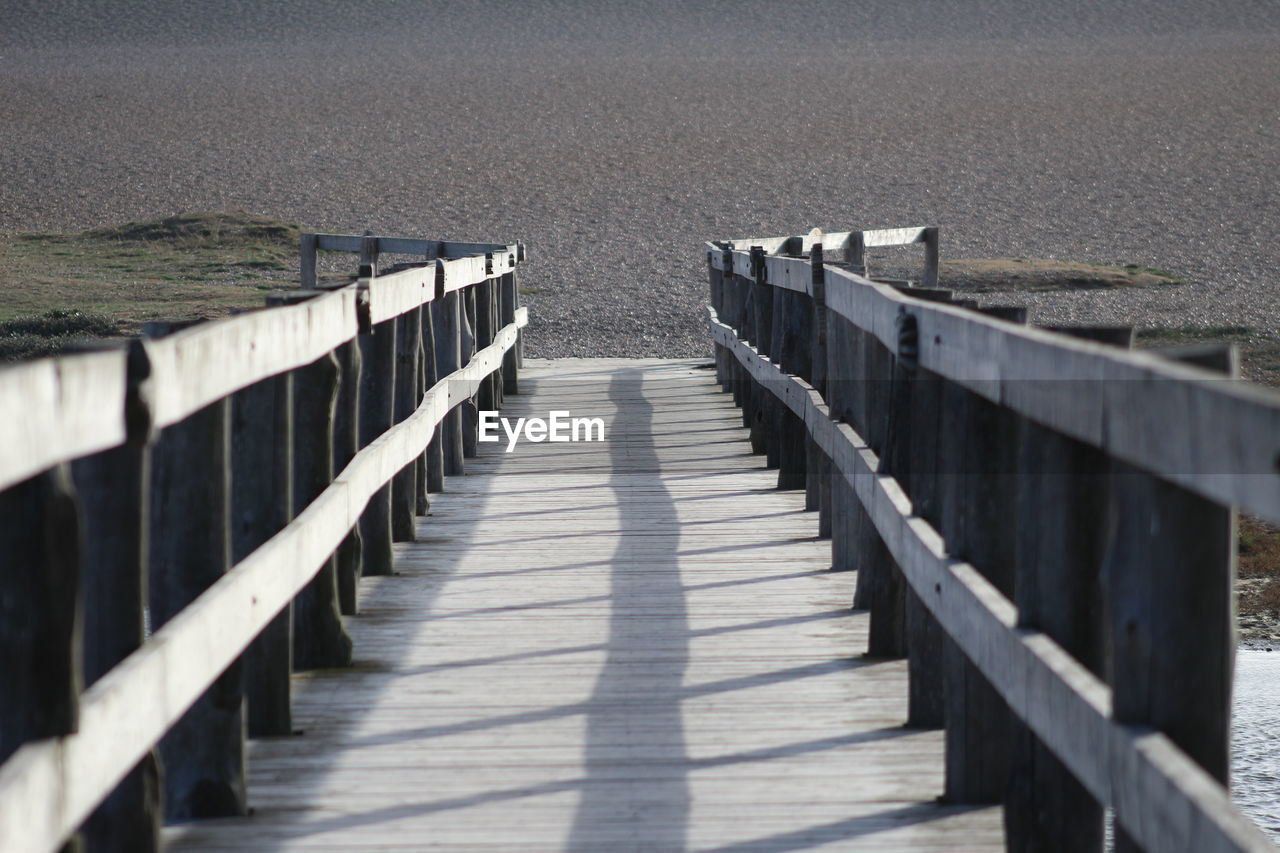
[168,358,1001,852]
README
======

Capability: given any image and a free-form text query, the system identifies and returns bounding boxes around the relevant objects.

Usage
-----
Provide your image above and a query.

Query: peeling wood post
[300,232,318,290]
[1109,345,1237,853]
[70,340,162,852]
[392,310,420,542]
[499,271,519,395]
[148,392,245,819]
[1004,327,1131,851]
[461,286,479,458]
[422,302,445,492]
[230,369,294,736]
[332,340,363,614]
[358,298,397,577]
[433,284,465,477]
[291,352,355,668]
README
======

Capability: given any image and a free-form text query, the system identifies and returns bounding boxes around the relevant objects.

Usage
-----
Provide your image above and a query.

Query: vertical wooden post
[358,314,397,577]
[230,371,293,736]
[300,232,318,290]
[73,340,162,852]
[937,375,1020,804]
[475,269,496,416]
[0,465,82,767]
[772,281,809,491]
[414,307,429,514]
[392,310,420,542]
[878,306,945,725]
[808,246,832,539]
[332,340,363,614]
[1004,327,1130,852]
[149,396,245,819]
[844,231,866,275]
[750,246,780,469]
[433,285,465,477]
[292,352,355,668]
[1109,345,1237,853]
[922,227,940,288]
[422,302,445,493]
[461,286,479,458]
[499,271,519,395]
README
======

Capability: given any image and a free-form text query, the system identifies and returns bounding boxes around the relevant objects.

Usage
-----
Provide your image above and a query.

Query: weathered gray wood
[164,357,1005,853]
[358,318,397,577]
[70,339,160,853]
[813,260,1280,525]
[922,227,940,288]
[421,304,445,493]
[0,464,82,765]
[499,272,519,395]
[772,285,808,490]
[292,353,353,670]
[0,347,128,493]
[461,288,479,459]
[300,232,318,290]
[1005,326,1130,852]
[707,305,1275,852]
[433,292,465,476]
[230,373,294,736]
[144,288,358,432]
[0,314,526,853]
[1110,345,1238,853]
[332,341,363,615]
[392,311,421,542]
[149,395,245,820]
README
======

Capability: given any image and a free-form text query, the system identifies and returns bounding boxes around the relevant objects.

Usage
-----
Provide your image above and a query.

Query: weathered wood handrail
[705,228,1279,853]
[0,232,527,853]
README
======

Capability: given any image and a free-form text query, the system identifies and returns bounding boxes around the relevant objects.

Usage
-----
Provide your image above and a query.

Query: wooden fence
[0,232,527,853]
[706,227,1280,853]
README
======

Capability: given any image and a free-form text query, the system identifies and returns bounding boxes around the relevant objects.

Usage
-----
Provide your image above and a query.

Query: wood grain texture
[166,357,1002,853]
[0,318,525,853]
[715,246,1280,524]
[707,306,1276,853]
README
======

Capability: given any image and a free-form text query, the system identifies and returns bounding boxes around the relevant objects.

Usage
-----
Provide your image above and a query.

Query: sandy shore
[1,1,1279,357]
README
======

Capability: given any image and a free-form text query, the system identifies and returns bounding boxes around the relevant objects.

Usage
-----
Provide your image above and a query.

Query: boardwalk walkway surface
[167,358,1003,852]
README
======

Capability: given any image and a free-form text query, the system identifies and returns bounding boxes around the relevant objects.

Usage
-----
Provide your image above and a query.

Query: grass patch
[1134,325,1280,388]
[0,211,302,347]
[0,309,121,360]
[869,257,1186,293]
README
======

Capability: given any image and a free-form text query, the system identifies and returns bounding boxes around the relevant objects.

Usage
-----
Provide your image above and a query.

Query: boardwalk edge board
[708,304,1275,853]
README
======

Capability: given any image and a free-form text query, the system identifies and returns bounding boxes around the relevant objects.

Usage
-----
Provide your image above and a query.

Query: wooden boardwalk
[167,358,1003,852]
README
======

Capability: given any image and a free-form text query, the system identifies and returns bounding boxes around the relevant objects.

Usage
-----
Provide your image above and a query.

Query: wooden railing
[706,228,1280,853]
[0,232,527,853]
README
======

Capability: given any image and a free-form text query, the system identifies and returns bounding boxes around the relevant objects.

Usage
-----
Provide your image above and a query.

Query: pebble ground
[1,0,1278,357]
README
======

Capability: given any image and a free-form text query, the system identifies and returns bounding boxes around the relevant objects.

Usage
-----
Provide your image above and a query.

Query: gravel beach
[1,0,1278,356]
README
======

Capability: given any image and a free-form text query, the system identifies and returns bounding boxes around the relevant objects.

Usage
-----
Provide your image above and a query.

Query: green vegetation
[0,211,302,359]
